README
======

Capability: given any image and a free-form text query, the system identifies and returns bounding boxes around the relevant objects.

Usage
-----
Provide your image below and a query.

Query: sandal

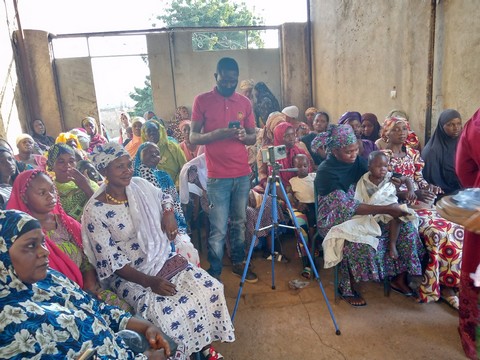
[301,267,312,280]
[338,289,367,307]
[265,251,289,263]
[440,294,459,310]
[202,346,224,360]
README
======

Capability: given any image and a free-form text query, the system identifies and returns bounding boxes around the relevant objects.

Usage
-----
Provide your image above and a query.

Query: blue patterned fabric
[0,210,143,359]
[133,142,187,232]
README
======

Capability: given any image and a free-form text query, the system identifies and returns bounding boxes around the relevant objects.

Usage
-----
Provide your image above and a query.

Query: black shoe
[232,264,258,283]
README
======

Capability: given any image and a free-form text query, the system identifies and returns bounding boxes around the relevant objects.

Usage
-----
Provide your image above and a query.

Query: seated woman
[31,118,55,153]
[141,120,187,185]
[6,169,132,310]
[0,209,171,359]
[55,131,88,162]
[47,143,98,222]
[125,116,144,158]
[169,105,190,142]
[133,141,199,266]
[376,109,421,151]
[338,111,378,160]
[361,113,381,143]
[422,109,463,196]
[82,116,108,153]
[0,146,16,209]
[381,116,463,309]
[15,134,47,170]
[82,142,234,359]
[301,111,330,166]
[315,124,425,306]
[178,120,200,161]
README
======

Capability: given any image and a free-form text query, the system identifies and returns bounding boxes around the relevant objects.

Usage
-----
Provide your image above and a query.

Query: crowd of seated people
[0,66,477,358]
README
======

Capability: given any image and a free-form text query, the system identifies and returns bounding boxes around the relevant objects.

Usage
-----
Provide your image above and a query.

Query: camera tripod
[231,156,341,335]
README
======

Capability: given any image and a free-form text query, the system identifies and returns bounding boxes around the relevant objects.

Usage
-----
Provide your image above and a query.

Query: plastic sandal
[202,346,224,360]
[441,294,459,310]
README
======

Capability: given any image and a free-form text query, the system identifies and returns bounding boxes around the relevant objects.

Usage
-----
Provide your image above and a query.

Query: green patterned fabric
[55,179,98,222]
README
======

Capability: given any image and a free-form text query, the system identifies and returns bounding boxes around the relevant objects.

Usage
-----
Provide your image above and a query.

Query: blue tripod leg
[231,179,272,322]
[277,180,341,335]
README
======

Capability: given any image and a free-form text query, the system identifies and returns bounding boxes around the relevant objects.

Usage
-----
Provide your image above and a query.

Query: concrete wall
[147,31,282,125]
[311,0,480,145]
[311,0,431,143]
[432,0,480,125]
[0,3,25,148]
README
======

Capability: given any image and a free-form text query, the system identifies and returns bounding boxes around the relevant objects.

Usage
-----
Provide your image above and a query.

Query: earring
[104,178,109,185]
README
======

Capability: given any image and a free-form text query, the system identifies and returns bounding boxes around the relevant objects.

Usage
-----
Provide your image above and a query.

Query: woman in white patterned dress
[82,142,234,360]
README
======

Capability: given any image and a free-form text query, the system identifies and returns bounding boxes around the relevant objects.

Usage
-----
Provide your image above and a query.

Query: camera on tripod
[261,145,287,164]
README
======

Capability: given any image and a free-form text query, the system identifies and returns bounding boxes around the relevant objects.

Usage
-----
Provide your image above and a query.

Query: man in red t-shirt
[190,57,258,282]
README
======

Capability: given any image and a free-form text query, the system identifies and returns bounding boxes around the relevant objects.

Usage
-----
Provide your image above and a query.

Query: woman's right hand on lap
[149,276,177,296]
[386,203,410,218]
[415,189,436,203]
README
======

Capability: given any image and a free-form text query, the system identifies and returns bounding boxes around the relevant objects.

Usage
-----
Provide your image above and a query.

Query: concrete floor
[196,235,466,360]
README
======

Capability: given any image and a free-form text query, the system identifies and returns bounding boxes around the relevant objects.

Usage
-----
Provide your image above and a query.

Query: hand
[428,184,443,195]
[415,189,436,203]
[67,167,90,187]
[144,349,168,360]
[406,190,417,203]
[149,275,177,296]
[390,177,402,188]
[386,203,410,218]
[144,325,171,356]
[235,127,247,142]
[161,211,178,241]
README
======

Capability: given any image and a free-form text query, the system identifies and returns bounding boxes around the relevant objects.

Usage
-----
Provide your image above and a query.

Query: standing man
[190,57,258,283]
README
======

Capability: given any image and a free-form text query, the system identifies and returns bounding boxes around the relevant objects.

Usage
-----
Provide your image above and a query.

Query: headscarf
[380,115,420,149]
[6,170,84,287]
[240,79,255,91]
[82,117,107,153]
[125,116,144,158]
[55,132,82,150]
[90,141,130,172]
[314,124,368,196]
[31,119,55,151]
[69,128,90,151]
[0,210,136,359]
[421,109,462,194]
[178,120,199,161]
[46,143,75,171]
[133,142,187,232]
[140,120,187,183]
[338,111,362,125]
[273,122,311,186]
[311,124,358,153]
[260,111,286,146]
[361,113,381,142]
[16,133,34,147]
[253,81,281,128]
[305,107,318,116]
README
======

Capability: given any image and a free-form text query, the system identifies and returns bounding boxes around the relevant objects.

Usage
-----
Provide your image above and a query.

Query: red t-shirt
[191,87,255,178]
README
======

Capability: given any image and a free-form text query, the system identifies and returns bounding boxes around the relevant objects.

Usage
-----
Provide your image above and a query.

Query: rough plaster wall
[147,31,281,125]
[0,2,25,146]
[55,57,99,131]
[281,23,312,120]
[23,30,63,136]
[432,0,480,125]
[311,0,430,144]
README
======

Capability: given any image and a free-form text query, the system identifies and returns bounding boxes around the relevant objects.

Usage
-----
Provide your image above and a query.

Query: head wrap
[282,106,299,119]
[338,111,362,125]
[421,109,462,194]
[131,116,145,128]
[387,109,409,121]
[56,132,82,150]
[69,128,90,150]
[47,143,76,171]
[90,141,130,172]
[261,112,286,146]
[240,79,255,91]
[381,117,410,140]
[30,119,55,151]
[305,107,318,116]
[81,116,96,132]
[6,170,84,287]
[361,113,381,142]
[16,133,34,146]
[273,122,294,146]
[311,124,357,153]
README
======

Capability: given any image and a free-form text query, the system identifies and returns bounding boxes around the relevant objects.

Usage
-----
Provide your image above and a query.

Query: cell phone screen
[228,121,240,129]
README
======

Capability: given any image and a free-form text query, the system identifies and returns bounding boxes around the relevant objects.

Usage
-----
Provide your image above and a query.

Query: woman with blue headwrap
[314,124,425,307]
[0,209,171,359]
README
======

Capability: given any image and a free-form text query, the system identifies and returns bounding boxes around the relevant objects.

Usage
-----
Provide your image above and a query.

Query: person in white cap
[282,105,301,130]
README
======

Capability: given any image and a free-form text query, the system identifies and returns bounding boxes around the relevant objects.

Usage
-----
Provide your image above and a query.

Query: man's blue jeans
[206,175,250,276]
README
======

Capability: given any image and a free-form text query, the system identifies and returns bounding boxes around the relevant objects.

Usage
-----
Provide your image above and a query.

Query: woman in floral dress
[315,124,425,307]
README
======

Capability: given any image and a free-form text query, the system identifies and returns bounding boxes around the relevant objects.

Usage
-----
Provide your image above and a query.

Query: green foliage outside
[129,0,264,115]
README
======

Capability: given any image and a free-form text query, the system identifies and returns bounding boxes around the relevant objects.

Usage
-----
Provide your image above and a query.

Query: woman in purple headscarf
[338,111,378,160]
[314,124,425,307]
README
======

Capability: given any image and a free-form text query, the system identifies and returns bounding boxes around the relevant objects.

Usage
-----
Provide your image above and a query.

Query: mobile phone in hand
[228,121,241,129]
[392,172,402,179]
